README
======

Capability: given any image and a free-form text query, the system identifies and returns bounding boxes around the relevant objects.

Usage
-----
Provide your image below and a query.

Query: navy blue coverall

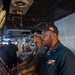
[8,44,18,68]
[0,45,13,69]
[40,41,74,75]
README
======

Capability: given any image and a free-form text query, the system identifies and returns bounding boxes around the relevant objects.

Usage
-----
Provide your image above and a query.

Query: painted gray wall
[54,13,75,55]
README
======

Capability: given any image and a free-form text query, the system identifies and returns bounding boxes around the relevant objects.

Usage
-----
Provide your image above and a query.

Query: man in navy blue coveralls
[8,40,18,69]
[40,23,74,75]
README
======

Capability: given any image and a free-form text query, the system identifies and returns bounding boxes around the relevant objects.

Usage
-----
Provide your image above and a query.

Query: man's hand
[21,70,26,73]
[11,67,17,72]
[16,70,26,75]
[16,72,22,75]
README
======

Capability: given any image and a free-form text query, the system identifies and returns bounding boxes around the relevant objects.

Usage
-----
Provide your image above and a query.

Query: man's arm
[59,52,74,75]
[11,53,33,72]
[16,50,42,75]
[20,65,35,74]
[11,60,27,72]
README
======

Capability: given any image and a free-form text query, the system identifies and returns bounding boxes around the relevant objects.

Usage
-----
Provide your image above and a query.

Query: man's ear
[52,32,56,39]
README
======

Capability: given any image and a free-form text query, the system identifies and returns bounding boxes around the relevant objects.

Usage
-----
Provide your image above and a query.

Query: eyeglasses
[41,31,54,38]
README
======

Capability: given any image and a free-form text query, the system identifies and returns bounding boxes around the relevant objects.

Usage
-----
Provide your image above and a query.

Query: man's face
[33,35,39,44]
[42,31,53,47]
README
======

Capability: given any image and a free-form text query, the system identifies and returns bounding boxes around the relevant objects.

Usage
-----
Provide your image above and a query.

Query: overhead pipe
[7,29,31,32]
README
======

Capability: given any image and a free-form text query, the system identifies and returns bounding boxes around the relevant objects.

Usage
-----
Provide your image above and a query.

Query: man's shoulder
[57,44,74,59]
[40,45,46,49]
[60,45,73,54]
[38,45,46,53]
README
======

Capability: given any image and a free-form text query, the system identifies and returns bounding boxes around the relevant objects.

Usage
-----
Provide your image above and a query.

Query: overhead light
[9,0,34,15]
[0,10,6,28]
[0,0,6,28]
[11,0,30,8]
